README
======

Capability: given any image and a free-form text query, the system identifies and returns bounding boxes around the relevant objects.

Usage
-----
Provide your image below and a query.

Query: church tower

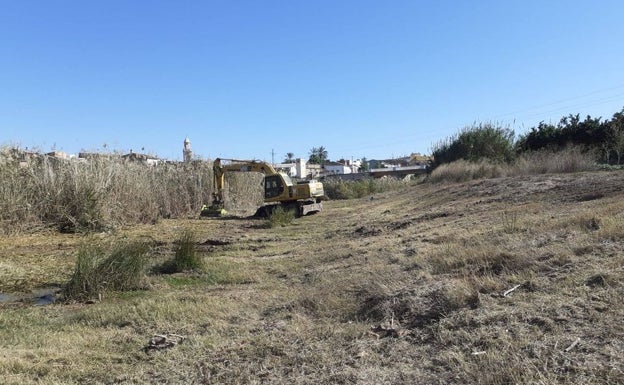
[183,137,193,163]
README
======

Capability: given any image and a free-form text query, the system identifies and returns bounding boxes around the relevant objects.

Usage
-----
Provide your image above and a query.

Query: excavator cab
[264,174,287,199]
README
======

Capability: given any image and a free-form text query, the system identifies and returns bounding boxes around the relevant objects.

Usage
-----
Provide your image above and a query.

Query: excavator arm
[211,158,279,205]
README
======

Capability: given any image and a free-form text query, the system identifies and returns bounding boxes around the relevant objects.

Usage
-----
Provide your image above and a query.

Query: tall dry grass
[427,159,506,183]
[428,147,598,184]
[510,146,598,174]
[0,150,214,234]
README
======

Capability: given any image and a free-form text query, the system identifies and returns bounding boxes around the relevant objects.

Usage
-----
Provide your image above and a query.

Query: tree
[308,146,328,165]
[609,108,624,164]
[283,152,295,163]
[431,123,515,168]
[359,157,370,172]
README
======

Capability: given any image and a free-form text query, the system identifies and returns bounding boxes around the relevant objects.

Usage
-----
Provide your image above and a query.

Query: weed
[64,239,150,301]
[157,228,204,273]
[501,210,520,233]
[268,206,295,227]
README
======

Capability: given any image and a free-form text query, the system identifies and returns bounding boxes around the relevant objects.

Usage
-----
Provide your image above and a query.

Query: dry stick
[564,337,581,352]
[503,284,522,297]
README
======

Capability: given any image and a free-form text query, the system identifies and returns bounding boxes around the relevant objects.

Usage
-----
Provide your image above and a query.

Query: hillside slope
[1,171,623,384]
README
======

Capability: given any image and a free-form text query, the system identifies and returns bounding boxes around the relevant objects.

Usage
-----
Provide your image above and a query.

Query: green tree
[283,152,295,163]
[609,108,624,164]
[359,157,370,172]
[515,112,612,163]
[308,146,329,165]
[431,123,515,168]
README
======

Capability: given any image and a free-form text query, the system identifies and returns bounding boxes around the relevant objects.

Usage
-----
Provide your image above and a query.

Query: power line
[493,84,624,121]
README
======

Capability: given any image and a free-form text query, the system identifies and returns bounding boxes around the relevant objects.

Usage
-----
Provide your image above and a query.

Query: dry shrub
[428,159,505,184]
[511,146,597,175]
[427,147,597,185]
[356,280,479,328]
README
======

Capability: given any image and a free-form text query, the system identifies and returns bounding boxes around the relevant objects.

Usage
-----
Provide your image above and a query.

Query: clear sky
[1,1,623,162]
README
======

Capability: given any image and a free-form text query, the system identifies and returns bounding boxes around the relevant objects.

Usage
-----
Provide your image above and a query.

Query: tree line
[431,106,624,168]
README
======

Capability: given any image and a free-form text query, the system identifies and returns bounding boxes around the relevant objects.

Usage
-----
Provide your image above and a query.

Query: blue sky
[1,1,623,161]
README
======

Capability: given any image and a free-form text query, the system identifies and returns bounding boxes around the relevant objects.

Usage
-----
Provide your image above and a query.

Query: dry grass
[0,151,215,234]
[428,147,598,184]
[428,158,506,183]
[1,170,623,384]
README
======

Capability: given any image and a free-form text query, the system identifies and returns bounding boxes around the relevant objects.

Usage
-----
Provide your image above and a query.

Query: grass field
[1,170,623,384]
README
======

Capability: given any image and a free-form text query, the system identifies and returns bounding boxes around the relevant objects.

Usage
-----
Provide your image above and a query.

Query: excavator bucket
[200,204,228,217]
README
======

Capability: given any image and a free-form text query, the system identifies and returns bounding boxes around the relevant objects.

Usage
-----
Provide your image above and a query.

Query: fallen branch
[564,337,581,352]
[503,284,522,297]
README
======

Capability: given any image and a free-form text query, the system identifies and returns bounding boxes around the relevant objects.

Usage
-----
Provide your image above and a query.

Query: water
[35,293,57,306]
[0,287,61,306]
[0,293,15,302]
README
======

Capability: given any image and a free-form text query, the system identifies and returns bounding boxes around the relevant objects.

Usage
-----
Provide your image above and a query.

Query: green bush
[268,206,295,227]
[431,123,515,168]
[158,229,204,273]
[64,240,151,301]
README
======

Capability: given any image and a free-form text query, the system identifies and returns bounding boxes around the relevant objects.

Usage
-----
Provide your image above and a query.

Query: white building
[323,161,353,175]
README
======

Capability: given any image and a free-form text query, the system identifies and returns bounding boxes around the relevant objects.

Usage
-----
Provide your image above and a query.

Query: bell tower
[183,137,192,163]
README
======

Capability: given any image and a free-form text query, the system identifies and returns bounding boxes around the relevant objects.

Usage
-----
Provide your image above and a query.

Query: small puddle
[35,294,57,306]
[0,293,16,303]
[0,287,62,306]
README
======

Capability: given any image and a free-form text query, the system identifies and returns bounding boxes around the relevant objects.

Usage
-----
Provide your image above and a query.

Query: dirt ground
[1,170,623,384]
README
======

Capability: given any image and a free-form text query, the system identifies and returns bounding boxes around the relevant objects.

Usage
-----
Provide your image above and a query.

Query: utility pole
[271,149,275,166]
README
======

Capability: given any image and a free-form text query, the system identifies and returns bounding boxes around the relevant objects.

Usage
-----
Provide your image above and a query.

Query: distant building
[274,162,297,177]
[274,158,308,179]
[122,150,160,166]
[323,161,352,175]
[78,152,116,160]
[183,137,193,163]
[306,164,322,179]
[46,151,69,159]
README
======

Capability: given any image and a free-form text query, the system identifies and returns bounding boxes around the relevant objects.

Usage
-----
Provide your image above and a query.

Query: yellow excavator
[201,158,325,217]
